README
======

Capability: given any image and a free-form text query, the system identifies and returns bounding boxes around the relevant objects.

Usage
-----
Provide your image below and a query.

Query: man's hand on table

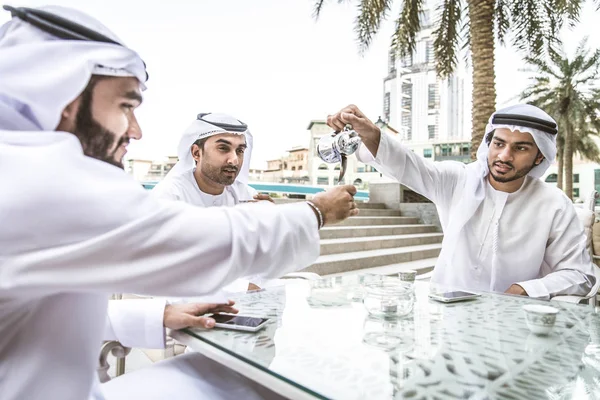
[163,301,238,330]
[504,284,528,296]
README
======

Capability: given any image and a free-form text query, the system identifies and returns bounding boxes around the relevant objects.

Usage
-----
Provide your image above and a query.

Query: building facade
[261,147,310,184]
[126,156,177,182]
[382,0,470,162]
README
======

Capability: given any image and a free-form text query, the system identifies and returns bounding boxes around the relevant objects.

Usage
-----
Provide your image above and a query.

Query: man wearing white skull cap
[327,104,597,299]
[0,5,359,400]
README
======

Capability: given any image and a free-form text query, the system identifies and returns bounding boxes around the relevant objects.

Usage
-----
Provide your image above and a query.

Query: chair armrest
[551,295,586,304]
[281,272,321,280]
[98,340,131,383]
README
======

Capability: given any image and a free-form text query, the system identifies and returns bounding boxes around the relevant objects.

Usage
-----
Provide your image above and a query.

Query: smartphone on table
[428,290,480,303]
[211,314,270,332]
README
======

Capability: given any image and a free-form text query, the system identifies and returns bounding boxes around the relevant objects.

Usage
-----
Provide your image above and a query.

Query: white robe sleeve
[151,181,181,201]
[517,203,596,299]
[356,132,464,203]
[1,201,320,298]
[104,299,167,349]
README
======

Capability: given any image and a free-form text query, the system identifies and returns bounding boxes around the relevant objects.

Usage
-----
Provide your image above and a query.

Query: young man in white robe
[326,104,597,299]
[105,114,280,358]
[0,6,359,400]
[153,113,273,292]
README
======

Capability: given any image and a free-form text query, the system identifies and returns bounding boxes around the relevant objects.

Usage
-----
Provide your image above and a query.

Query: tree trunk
[564,121,573,200]
[467,0,497,160]
[557,145,564,190]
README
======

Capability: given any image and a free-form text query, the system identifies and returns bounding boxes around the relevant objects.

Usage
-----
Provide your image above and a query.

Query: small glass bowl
[363,280,414,319]
[362,315,416,351]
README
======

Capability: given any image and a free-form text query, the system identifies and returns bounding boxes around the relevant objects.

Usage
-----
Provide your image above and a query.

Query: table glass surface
[183,276,600,400]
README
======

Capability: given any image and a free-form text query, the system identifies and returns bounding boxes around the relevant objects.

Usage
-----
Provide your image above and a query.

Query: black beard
[200,161,239,186]
[488,159,538,183]
[71,85,127,169]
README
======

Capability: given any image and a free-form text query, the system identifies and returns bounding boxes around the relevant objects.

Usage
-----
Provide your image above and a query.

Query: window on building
[573,188,580,198]
[283,162,288,169]
[428,83,438,109]
[423,149,432,158]
[298,166,303,170]
[334,178,345,185]
[353,178,363,186]
[428,125,436,140]
[573,174,580,183]
[357,166,365,173]
[318,164,328,170]
[317,177,329,185]
[388,51,396,74]
[401,54,412,67]
[334,165,341,170]
[383,92,391,123]
[425,41,433,64]
[545,174,558,183]
[291,166,296,171]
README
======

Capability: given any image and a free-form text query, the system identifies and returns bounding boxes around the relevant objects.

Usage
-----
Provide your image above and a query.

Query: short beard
[488,158,539,183]
[71,79,127,169]
[199,159,238,186]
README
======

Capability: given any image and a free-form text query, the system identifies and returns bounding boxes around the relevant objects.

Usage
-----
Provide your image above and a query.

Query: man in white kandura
[153,112,272,292]
[327,104,597,299]
[0,5,359,400]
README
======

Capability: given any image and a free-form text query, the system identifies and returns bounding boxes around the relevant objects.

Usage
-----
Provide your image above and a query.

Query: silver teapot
[316,126,361,183]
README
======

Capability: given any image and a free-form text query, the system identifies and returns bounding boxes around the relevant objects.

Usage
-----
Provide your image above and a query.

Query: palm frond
[510,0,546,57]
[391,0,426,59]
[433,0,463,78]
[553,0,582,27]
[313,0,327,20]
[355,0,392,53]
[495,0,510,44]
[460,4,471,67]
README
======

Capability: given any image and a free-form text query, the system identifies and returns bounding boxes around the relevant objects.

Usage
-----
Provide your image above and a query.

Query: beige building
[262,147,310,183]
[126,156,177,182]
[248,168,265,182]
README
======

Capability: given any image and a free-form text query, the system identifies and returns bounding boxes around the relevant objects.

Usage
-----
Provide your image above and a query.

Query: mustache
[117,136,130,147]
[221,166,239,172]
[493,161,513,169]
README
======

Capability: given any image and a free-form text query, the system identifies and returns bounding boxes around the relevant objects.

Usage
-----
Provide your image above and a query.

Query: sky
[1,0,599,169]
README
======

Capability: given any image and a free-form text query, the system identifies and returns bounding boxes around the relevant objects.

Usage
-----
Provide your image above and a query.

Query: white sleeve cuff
[517,279,550,300]
[106,298,167,349]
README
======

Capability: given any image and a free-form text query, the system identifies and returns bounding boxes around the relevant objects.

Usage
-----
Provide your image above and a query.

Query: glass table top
[183,276,600,400]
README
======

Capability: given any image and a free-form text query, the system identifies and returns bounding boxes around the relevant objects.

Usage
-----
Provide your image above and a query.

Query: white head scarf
[439,104,558,289]
[0,5,147,131]
[164,113,253,185]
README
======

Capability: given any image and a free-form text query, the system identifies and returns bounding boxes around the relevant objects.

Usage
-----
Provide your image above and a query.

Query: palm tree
[314,0,594,160]
[521,39,600,200]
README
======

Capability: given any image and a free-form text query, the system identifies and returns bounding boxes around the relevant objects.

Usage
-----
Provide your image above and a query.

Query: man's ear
[191,144,202,162]
[55,97,81,132]
[535,151,544,166]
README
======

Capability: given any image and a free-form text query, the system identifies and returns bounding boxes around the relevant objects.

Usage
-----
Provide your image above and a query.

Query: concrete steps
[327,257,438,278]
[319,224,439,239]
[337,216,420,226]
[304,243,442,276]
[354,208,402,216]
[320,233,443,255]
[276,200,443,277]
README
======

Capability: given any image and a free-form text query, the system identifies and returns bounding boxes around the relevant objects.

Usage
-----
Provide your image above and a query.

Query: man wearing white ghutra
[327,104,598,299]
[0,5,359,400]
